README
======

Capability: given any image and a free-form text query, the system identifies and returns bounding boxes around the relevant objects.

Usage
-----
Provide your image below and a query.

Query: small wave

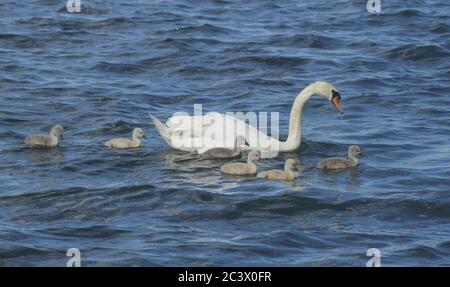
[0,246,50,262]
[137,56,176,67]
[232,194,450,219]
[266,34,342,49]
[151,38,196,51]
[401,245,443,260]
[0,131,25,140]
[173,65,253,77]
[15,17,58,28]
[1,118,30,124]
[109,120,134,132]
[303,34,342,49]
[147,11,184,21]
[340,77,387,88]
[430,22,449,34]
[59,17,136,30]
[0,33,42,48]
[93,17,133,27]
[437,241,450,251]
[239,78,294,87]
[0,77,30,84]
[168,24,232,35]
[348,40,379,49]
[384,44,449,61]
[43,225,131,239]
[2,64,26,72]
[93,61,146,74]
[390,9,425,17]
[144,94,190,106]
[222,55,310,68]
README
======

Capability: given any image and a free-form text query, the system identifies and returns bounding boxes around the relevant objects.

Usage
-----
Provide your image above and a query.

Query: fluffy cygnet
[25,125,64,148]
[220,150,260,175]
[317,145,361,170]
[104,128,146,149]
[257,159,300,181]
[201,136,247,158]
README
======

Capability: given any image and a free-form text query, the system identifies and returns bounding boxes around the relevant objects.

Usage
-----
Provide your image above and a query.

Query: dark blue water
[1,0,449,266]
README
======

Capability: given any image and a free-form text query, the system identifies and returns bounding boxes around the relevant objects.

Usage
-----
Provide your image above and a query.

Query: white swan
[150,81,343,158]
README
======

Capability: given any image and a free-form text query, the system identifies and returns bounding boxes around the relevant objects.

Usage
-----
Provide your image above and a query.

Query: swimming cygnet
[257,159,300,181]
[25,125,64,148]
[104,128,146,149]
[202,136,247,158]
[317,145,361,170]
[220,150,261,175]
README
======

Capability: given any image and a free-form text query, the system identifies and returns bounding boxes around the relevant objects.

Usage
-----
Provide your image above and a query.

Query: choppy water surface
[0,0,449,266]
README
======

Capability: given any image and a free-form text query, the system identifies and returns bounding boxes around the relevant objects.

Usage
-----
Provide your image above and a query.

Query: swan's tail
[149,113,173,147]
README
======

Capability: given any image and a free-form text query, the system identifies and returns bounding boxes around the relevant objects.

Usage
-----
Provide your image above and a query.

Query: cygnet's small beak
[142,135,147,139]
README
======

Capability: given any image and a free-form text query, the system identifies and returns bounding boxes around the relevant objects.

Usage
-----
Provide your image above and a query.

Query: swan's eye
[331,90,344,114]
[331,90,341,100]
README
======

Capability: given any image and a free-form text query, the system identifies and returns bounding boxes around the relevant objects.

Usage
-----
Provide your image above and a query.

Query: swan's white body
[150,81,342,158]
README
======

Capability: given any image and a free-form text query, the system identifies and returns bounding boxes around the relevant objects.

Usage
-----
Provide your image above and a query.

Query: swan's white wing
[165,114,219,152]
[164,112,279,157]
[207,113,280,157]
[166,115,215,137]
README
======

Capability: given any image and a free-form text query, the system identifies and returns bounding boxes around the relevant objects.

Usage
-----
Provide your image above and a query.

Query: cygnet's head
[348,145,361,157]
[310,81,343,114]
[248,150,261,162]
[285,158,300,171]
[50,125,64,138]
[133,128,146,139]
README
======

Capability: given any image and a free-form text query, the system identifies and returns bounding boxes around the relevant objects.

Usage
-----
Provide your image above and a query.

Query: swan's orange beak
[331,90,344,114]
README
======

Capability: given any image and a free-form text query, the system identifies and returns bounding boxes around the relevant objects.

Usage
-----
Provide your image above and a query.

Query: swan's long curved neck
[279,85,315,152]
